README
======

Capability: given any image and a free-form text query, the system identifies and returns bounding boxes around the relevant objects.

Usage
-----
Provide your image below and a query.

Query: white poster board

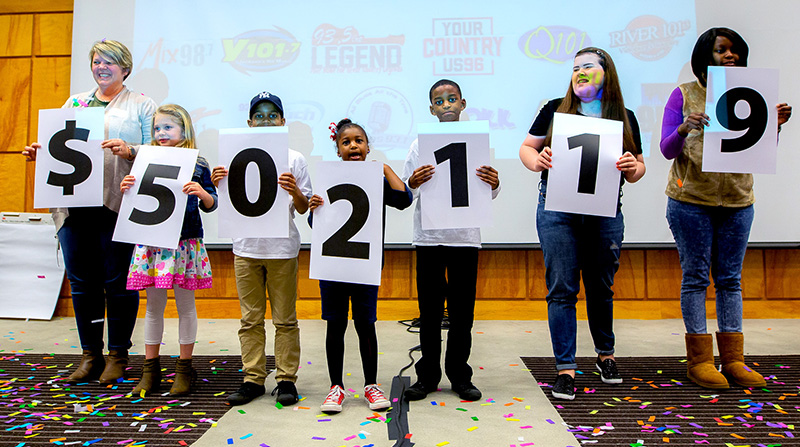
[545,113,623,217]
[309,161,383,286]
[417,121,492,230]
[703,66,779,174]
[113,146,199,249]
[34,108,105,208]
[217,127,290,238]
[0,213,65,320]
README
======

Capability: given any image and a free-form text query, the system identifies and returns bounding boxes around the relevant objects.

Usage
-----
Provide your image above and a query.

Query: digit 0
[434,142,469,207]
[717,87,768,153]
[227,148,278,217]
[321,184,370,260]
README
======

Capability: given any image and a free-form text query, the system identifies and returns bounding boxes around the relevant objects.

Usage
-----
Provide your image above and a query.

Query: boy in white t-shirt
[211,92,312,406]
[401,80,500,402]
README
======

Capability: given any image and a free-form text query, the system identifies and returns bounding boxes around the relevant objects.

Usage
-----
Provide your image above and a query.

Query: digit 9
[716,87,768,153]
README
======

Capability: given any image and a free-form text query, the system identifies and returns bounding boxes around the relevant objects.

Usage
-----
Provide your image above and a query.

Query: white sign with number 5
[309,161,383,286]
[545,113,623,218]
[417,121,492,230]
[703,66,779,174]
[113,145,199,250]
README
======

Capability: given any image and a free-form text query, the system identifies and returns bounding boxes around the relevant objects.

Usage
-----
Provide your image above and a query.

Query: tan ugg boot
[685,333,729,389]
[716,332,766,388]
[169,358,196,396]
[132,357,161,396]
[99,350,129,384]
[67,350,105,383]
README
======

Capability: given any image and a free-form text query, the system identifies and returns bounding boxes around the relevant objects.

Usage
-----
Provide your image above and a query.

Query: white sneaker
[363,384,390,411]
[320,385,346,413]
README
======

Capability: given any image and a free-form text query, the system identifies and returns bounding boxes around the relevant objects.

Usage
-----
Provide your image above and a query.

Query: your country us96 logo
[222,27,301,74]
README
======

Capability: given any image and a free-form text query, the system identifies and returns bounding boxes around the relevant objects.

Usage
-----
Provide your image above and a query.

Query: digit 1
[717,87,768,153]
[433,142,469,207]
[227,148,278,217]
[321,184,370,260]
[567,133,600,195]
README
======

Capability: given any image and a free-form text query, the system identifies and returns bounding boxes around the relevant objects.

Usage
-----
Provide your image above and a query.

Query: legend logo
[609,15,691,61]
[423,18,502,75]
[310,24,404,74]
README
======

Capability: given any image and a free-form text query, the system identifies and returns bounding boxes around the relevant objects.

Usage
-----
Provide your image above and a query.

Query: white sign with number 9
[703,66,779,174]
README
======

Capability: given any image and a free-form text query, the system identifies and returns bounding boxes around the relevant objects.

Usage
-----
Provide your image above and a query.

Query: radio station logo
[222,27,301,74]
[138,38,215,70]
[463,107,515,130]
[518,26,591,64]
[609,15,691,61]
[311,24,404,74]
[423,18,502,75]
[346,87,414,158]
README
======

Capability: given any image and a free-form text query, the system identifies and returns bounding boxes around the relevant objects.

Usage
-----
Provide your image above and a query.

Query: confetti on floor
[522,355,800,446]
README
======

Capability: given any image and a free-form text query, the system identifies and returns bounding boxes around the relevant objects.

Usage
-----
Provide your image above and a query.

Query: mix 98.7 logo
[222,27,301,74]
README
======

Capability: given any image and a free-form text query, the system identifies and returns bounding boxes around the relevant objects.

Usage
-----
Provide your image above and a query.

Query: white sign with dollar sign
[34,108,106,208]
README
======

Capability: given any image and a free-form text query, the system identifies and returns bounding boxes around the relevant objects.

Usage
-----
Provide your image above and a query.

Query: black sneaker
[552,374,575,400]
[596,357,622,384]
[272,380,299,406]
[227,381,266,406]
[404,381,434,401]
[451,382,482,401]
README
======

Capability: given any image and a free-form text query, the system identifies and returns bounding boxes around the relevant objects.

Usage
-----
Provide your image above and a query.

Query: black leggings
[325,319,378,387]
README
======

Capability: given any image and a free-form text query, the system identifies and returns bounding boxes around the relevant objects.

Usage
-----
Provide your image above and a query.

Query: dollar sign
[47,120,93,195]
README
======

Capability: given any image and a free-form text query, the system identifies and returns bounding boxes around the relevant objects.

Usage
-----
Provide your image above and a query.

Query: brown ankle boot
[99,350,129,384]
[67,350,105,383]
[685,333,729,389]
[132,357,161,396]
[169,358,196,396]
[716,332,766,388]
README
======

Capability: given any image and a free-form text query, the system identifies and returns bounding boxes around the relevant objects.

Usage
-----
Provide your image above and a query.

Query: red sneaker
[320,385,346,413]
[364,384,390,411]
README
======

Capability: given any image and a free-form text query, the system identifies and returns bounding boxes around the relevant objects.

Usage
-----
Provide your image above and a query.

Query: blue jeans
[666,198,753,334]
[58,207,139,351]
[537,183,623,371]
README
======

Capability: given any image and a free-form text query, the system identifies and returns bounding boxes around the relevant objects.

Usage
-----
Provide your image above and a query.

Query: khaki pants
[234,256,300,385]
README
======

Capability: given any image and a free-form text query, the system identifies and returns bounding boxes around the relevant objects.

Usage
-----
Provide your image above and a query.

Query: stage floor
[2,318,797,446]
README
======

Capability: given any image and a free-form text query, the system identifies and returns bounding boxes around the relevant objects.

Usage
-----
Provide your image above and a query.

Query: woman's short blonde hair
[89,39,133,80]
[152,104,197,149]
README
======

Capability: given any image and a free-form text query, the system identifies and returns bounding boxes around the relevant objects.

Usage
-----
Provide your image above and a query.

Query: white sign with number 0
[545,113,623,218]
[703,66,779,174]
[217,127,290,238]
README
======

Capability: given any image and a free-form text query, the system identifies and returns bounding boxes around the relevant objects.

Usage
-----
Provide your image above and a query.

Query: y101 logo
[222,27,301,74]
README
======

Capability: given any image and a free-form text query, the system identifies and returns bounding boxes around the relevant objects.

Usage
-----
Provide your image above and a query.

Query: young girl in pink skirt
[120,104,217,396]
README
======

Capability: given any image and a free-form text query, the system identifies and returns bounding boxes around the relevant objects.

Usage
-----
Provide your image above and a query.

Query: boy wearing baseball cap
[211,92,312,405]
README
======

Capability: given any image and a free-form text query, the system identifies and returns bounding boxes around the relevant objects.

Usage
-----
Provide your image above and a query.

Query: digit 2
[434,142,468,207]
[717,87,768,153]
[321,184,370,259]
[228,148,278,217]
[129,163,181,225]
[567,133,600,195]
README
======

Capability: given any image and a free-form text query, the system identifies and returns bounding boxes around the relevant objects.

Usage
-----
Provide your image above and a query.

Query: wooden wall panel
[0,1,73,14]
[525,249,548,299]
[0,58,31,152]
[33,13,72,55]
[0,153,26,210]
[765,249,800,298]
[645,249,682,299]
[476,250,527,299]
[0,14,33,56]
[379,250,413,298]
[741,249,765,299]
[612,249,646,299]
[29,56,71,142]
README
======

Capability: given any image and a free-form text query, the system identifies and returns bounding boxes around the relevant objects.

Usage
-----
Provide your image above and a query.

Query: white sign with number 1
[545,113,623,218]
[703,66,779,174]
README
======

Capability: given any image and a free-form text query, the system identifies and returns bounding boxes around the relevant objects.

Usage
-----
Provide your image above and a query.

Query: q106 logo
[222,27,301,74]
